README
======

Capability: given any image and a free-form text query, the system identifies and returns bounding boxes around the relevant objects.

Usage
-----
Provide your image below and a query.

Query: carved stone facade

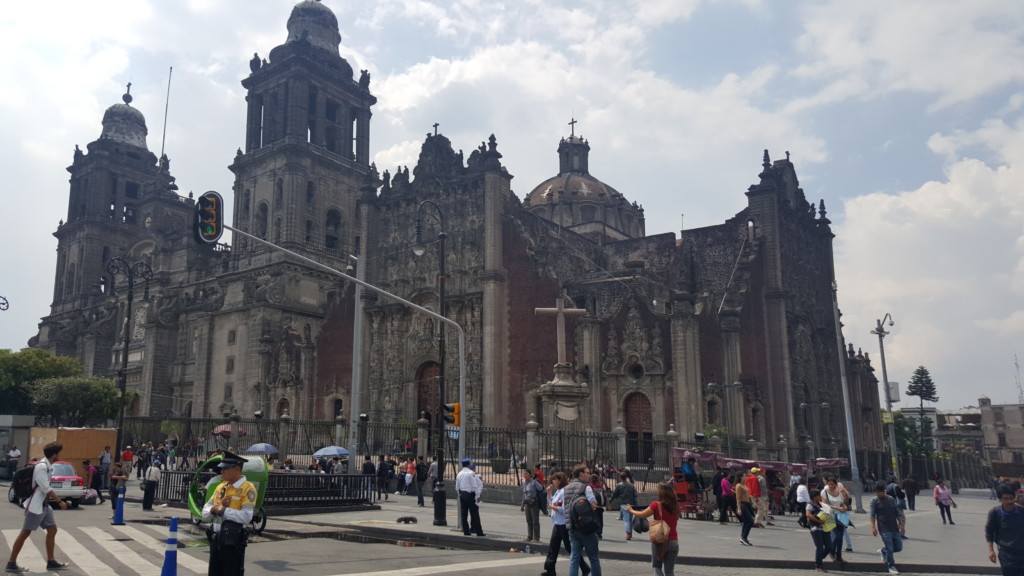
[33,1,883,455]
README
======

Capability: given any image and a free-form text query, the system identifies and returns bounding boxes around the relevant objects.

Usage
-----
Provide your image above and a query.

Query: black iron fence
[156,469,376,508]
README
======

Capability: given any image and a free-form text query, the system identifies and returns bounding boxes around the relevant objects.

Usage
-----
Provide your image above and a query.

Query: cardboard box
[29,428,117,478]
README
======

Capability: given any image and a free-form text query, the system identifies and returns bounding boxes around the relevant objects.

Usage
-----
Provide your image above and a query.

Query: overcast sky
[1,0,1022,412]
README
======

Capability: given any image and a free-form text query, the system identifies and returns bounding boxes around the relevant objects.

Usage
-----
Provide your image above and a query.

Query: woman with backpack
[805,489,833,573]
[612,471,638,540]
[521,469,544,542]
[626,482,681,576]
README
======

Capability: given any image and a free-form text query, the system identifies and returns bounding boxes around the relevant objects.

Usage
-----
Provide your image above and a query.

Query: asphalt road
[0,482,1002,575]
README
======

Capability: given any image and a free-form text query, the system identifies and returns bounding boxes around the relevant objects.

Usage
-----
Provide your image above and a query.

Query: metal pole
[107,257,152,464]
[832,283,864,512]
[347,255,364,460]
[434,224,448,527]
[873,315,900,481]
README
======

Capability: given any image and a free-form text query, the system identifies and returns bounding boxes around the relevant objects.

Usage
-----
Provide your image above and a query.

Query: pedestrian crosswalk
[2,523,207,575]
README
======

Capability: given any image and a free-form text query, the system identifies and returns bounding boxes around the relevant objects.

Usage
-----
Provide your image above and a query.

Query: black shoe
[46,561,69,570]
[476,533,486,537]
[464,532,472,536]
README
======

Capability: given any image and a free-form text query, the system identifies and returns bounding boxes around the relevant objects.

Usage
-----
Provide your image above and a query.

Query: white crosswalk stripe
[112,524,209,573]
[344,556,543,575]
[2,523,207,575]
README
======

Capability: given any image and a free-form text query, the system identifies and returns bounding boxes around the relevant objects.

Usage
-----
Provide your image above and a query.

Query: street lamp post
[105,257,153,465]
[707,381,743,456]
[871,314,899,480]
[832,282,864,512]
[412,200,449,527]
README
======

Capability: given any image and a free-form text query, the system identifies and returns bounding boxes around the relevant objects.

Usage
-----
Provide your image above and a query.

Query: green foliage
[703,423,729,439]
[905,365,939,452]
[0,348,82,414]
[30,376,125,427]
[160,419,183,438]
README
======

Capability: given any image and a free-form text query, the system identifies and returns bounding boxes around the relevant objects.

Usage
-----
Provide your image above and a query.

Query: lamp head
[254,410,263,419]
[411,243,427,257]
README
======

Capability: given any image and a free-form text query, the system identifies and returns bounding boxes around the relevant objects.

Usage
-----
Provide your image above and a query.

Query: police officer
[201,451,255,576]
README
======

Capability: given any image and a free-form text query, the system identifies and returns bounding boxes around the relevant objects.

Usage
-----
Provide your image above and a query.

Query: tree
[30,377,127,427]
[906,366,939,453]
[0,348,81,414]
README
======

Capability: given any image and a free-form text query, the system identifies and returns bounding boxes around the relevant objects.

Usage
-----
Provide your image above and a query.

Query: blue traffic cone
[111,486,126,525]
[161,517,178,576]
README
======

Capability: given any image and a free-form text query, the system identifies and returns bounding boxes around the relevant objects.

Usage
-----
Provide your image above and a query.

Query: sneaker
[844,547,853,552]
[739,538,752,546]
[949,521,955,525]
[5,563,27,573]
[46,561,69,570]
[888,567,899,575]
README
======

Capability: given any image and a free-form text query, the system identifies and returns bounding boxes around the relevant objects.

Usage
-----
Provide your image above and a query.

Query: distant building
[979,396,1024,464]
[934,407,983,454]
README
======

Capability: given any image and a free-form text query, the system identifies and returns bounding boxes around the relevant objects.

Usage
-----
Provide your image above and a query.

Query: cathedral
[32,0,883,456]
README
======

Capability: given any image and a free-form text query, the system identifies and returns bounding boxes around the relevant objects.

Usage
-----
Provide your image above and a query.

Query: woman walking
[735,474,755,546]
[521,469,544,542]
[627,483,681,576]
[934,479,956,525]
[805,489,831,572]
[542,472,590,576]
[612,471,638,540]
[720,472,737,524]
[822,475,849,564]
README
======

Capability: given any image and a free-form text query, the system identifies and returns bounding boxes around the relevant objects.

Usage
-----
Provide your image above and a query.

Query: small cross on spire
[433,122,439,136]
[568,117,577,138]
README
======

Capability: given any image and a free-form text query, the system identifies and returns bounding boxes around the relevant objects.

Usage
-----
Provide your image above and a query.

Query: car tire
[8,486,19,505]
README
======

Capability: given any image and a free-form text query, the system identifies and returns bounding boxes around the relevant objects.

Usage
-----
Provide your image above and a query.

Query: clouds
[1,0,1022,409]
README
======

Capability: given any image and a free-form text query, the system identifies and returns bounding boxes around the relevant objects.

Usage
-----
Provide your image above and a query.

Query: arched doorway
[624,392,653,465]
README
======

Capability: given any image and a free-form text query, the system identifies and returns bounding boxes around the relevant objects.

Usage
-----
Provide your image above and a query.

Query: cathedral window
[227,330,236,345]
[224,383,233,402]
[325,210,342,250]
[255,202,268,238]
[747,219,756,242]
[125,182,140,199]
[350,109,360,159]
[226,357,235,374]
[580,205,597,223]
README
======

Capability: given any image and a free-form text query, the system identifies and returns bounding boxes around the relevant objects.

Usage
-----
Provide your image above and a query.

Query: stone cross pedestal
[534,297,589,428]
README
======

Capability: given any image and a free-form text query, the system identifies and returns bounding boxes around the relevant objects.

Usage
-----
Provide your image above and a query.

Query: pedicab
[187,453,270,534]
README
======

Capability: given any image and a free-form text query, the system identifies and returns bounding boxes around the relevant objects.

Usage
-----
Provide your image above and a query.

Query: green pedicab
[187,454,270,534]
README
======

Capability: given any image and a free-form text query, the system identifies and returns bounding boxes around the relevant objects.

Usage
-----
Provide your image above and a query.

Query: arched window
[255,202,269,238]
[325,209,342,250]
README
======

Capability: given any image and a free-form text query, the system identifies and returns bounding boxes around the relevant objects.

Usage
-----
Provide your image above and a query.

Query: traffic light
[194,191,224,244]
[443,402,460,426]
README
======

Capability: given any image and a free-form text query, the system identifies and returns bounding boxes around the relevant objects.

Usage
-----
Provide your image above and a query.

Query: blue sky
[1,0,1022,411]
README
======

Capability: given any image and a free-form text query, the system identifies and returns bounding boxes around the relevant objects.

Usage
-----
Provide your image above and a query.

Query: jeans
[543,524,590,575]
[415,480,425,505]
[906,493,916,510]
[739,502,755,541]
[525,503,541,540]
[830,523,846,559]
[998,548,1024,576]
[879,530,903,568]
[652,540,679,576]
[939,503,954,523]
[620,504,634,535]
[810,530,830,568]
[568,528,602,576]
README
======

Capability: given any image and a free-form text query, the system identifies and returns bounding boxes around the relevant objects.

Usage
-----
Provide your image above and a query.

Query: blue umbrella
[312,445,349,457]
[246,443,279,453]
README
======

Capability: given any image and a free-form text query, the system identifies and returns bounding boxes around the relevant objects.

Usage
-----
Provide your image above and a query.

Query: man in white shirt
[6,446,20,477]
[455,458,485,536]
[6,442,70,573]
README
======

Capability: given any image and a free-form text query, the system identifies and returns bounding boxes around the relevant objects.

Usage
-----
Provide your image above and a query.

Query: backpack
[416,462,429,482]
[572,497,599,534]
[887,483,905,500]
[12,464,37,500]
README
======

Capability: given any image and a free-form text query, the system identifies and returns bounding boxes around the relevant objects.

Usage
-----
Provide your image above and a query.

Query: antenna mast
[159,66,173,160]
[1016,354,1023,404]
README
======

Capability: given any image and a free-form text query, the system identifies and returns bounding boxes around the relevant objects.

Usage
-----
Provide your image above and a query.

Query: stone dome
[286,0,342,56]
[526,171,625,206]
[100,89,149,150]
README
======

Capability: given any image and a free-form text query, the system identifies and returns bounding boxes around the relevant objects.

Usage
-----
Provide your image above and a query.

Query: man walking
[745,468,764,527]
[142,462,162,511]
[6,442,70,573]
[427,456,438,504]
[455,458,485,536]
[871,481,906,575]
[564,463,601,576]
[757,468,774,526]
[987,484,1024,575]
[6,445,21,478]
[901,475,919,511]
[415,456,428,507]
